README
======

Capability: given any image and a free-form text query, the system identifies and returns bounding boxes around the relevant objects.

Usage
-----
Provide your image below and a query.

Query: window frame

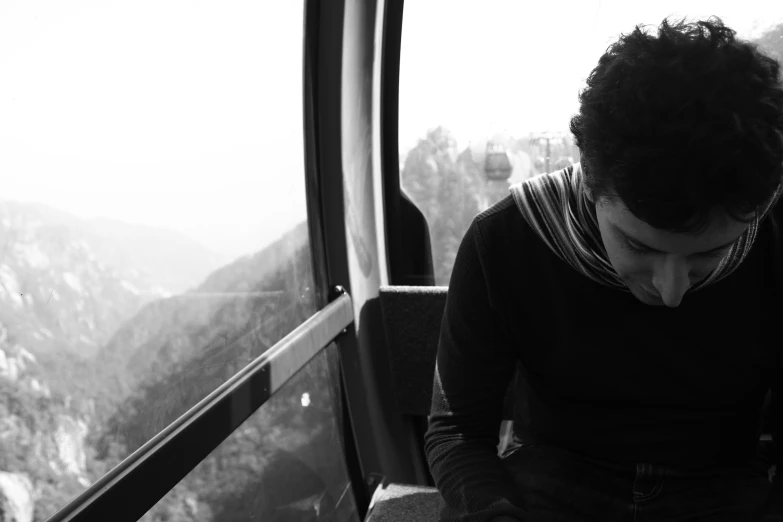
[377,0,438,486]
[304,0,370,514]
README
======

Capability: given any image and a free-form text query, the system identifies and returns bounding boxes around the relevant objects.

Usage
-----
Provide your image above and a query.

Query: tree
[400,127,484,284]
[755,22,783,65]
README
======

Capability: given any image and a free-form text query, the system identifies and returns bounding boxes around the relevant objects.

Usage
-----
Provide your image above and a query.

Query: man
[424,17,783,522]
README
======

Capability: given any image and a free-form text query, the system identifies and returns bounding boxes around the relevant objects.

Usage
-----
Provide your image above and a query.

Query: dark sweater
[424,195,783,522]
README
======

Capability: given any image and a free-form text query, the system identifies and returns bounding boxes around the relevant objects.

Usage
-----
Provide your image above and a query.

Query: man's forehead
[603,199,749,255]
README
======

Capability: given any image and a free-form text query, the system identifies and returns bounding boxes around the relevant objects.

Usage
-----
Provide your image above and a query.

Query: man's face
[593,196,751,308]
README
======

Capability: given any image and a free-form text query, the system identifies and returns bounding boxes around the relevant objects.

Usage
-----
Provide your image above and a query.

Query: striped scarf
[509,163,782,294]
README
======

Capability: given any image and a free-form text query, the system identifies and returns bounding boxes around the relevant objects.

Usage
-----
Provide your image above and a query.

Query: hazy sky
[0,0,307,259]
[2,1,782,259]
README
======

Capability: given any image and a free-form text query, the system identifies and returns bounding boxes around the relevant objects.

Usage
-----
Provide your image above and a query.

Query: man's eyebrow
[610,223,737,255]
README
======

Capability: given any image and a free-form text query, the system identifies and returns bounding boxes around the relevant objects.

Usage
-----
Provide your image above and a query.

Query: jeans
[500,439,777,521]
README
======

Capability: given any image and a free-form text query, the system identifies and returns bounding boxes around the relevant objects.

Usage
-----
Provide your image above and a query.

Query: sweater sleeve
[423,218,529,522]
[758,381,783,521]
[758,198,783,521]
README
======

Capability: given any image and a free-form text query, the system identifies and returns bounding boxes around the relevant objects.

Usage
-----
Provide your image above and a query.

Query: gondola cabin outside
[478,142,514,212]
[483,142,513,181]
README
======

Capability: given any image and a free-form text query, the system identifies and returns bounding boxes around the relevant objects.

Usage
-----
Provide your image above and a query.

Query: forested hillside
[0,199,355,521]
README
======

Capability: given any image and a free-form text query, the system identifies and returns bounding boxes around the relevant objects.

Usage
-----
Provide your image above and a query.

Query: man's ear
[583,183,594,203]
[577,162,594,203]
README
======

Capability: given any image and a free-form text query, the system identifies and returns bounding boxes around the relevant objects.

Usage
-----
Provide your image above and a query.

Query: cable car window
[0,1,316,519]
[141,346,360,522]
[399,0,783,286]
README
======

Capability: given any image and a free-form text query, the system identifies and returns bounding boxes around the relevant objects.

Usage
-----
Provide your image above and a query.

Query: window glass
[399,0,783,285]
[0,1,319,519]
[141,346,360,522]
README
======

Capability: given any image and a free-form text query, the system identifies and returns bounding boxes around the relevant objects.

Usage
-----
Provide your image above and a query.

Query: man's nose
[651,257,692,308]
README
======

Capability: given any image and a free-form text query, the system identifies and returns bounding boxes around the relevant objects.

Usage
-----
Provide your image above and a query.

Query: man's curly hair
[569,17,783,233]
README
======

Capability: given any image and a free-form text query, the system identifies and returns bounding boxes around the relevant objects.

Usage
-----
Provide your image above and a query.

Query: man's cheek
[603,246,634,275]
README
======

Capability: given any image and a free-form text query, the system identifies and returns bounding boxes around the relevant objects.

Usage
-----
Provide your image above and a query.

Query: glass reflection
[140,345,359,522]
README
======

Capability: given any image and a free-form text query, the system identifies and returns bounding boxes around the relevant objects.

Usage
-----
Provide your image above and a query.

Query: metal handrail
[47,291,354,522]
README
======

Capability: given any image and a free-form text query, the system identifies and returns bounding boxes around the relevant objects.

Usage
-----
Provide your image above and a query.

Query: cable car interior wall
[4,0,777,521]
